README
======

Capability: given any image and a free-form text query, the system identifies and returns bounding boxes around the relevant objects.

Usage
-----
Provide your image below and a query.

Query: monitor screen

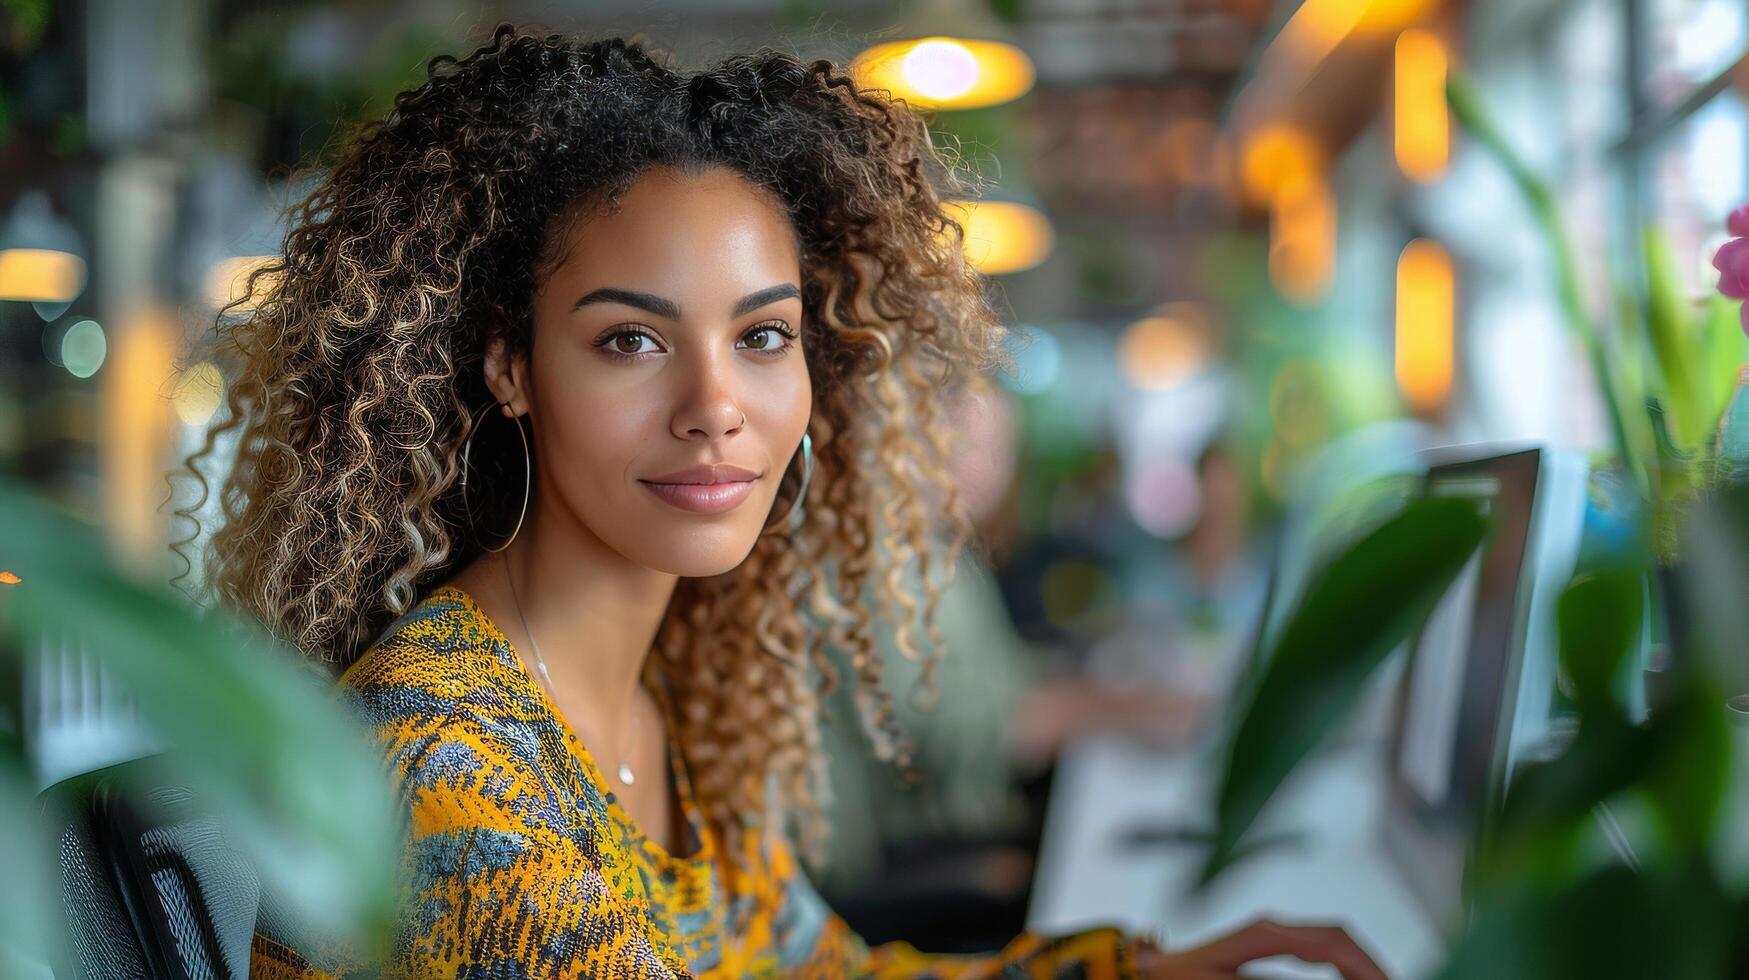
[1381,446,1586,931]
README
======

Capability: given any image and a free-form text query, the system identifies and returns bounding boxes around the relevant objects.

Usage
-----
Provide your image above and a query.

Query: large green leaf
[0,480,398,954]
[1197,495,1489,885]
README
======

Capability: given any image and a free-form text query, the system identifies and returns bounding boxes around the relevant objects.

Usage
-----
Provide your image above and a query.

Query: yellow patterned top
[249,584,1140,978]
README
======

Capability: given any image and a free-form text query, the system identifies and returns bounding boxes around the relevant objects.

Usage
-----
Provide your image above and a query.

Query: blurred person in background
[813,385,1256,954]
[1121,438,1272,702]
[177,24,1385,980]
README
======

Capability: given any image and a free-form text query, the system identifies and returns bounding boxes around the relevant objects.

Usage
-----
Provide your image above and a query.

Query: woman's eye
[604,331,658,356]
[742,323,796,354]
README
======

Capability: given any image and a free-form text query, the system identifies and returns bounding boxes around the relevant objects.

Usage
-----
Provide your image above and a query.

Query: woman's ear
[483,337,530,418]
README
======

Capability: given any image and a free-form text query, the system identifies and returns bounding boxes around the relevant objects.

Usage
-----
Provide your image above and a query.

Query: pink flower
[1731,204,1749,238]
[1714,238,1749,299]
[1714,204,1749,335]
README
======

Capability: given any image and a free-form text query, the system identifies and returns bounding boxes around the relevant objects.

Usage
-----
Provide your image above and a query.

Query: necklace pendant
[617,761,636,786]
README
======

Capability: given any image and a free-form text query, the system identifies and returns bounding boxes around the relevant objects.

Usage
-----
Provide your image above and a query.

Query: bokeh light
[1395,238,1456,414]
[1241,125,1320,205]
[172,361,227,427]
[1394,29,1450,182]
[60,319,107,379]
[0,247,86,303]
[945,199,1055,276]
[852,36,1035,110]
[1002,325,1063,395]
[1125,456,1202,538]
[1119,307,1212,391]
[206,255,282,313]
[903,40,981,101]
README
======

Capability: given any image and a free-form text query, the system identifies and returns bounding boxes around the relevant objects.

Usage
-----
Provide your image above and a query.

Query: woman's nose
[670,342,747,441]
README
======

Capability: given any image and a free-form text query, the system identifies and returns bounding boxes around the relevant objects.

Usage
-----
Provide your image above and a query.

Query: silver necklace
[501,554,639,786]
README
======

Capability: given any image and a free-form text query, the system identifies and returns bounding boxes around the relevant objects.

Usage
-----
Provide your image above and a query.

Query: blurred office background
[2,0,1746,967]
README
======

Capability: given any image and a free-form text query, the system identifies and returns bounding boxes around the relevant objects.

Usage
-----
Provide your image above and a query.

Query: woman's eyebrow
[731,283,801,317]
[573,283,801,320]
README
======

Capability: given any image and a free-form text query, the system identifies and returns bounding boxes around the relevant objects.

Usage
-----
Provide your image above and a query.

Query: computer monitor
[1225,421,1441,716]
[1381,445,1588,932]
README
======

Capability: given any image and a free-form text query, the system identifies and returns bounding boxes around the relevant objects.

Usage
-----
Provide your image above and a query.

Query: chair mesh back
[47,761,261,980]
[54,812,149,980]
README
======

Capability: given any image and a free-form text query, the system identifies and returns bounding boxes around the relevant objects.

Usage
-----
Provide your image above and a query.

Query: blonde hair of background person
[173,23,1386,980]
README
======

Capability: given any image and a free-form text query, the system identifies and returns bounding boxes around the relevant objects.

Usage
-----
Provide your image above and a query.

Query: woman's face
[488,165,812,577]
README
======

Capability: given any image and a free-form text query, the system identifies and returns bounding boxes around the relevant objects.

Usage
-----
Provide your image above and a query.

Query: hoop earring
[763,431,814,536]
[460,399,530,553]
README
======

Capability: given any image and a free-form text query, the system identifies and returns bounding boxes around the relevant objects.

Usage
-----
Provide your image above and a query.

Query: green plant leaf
[1197,495,1489,885]
[1482,717,1653,885]
[1643,229,1705,453]
[1436,860,1732,980]
[1558,568,1646,723]
[1699,295,1749,448]
[0,481,399,954]
[1671,480,1749,694]
[1640,675,1731,854]
[1446,74,1653,501]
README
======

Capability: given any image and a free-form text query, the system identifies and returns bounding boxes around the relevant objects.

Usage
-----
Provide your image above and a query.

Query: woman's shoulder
[336,584,517,734]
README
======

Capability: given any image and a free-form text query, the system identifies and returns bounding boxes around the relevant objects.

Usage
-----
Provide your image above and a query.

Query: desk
[1027,732,1445,979]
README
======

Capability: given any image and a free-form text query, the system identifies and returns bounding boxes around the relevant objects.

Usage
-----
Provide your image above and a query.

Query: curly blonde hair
[175,24,1015,863]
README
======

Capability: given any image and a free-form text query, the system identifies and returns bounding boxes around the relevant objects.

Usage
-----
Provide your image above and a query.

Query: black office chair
[39,754,261,980]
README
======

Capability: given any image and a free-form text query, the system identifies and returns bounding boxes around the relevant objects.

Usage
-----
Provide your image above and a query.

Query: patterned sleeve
[758,824,1143,980]
[252,700,692,978]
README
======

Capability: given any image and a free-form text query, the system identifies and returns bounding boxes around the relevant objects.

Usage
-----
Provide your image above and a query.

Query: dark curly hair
[175,23,1015,864]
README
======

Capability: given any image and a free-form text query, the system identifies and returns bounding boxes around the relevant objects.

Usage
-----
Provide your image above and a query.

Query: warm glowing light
[1241,126,1320,205]
[1273,0,1440,73]
[0,248,86,302]
[903,40,981,100]
[206,255,281,313]
[172,361,226,427]
[1268,170,1337,304]
[1356,0,1441,36]
[1395,29,1450,182]
[1119,307,1211,390]
[1395,238,1456,413]
[0,571,20,585]
[944,199,1054,276]
[852,37,1035,110]
[102,305,180,569]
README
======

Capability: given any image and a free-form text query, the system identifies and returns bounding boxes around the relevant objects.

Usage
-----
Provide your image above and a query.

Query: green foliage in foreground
[0,480,400,972]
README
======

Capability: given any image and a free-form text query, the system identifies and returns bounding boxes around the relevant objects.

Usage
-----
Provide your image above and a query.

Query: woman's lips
[638,479,756,514]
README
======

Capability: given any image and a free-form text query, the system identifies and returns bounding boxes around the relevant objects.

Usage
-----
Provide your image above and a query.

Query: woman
[185,24,1385,979]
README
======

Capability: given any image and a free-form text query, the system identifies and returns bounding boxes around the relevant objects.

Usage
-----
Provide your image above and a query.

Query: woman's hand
[1131,918,1388,980]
